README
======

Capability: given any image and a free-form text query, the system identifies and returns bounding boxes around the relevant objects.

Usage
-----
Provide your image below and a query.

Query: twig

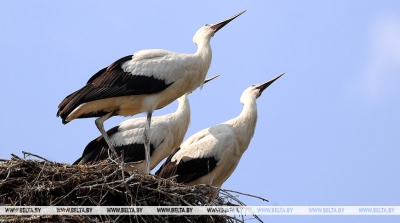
[10,153,22,160]
[2,167,12,182]
[31,161,47,186]
[22,151,53,163]
[221,189,269,202]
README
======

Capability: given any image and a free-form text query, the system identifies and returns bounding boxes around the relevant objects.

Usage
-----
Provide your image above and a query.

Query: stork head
[193,10,246,45]
[240,73,285,104]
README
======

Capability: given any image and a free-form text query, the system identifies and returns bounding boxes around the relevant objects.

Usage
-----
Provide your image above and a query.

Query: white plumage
[57,11,245,173]
[156,73,284,194]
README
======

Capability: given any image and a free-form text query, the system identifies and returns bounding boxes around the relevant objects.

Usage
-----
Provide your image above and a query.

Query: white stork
[57,11,245,173]
[72,75,219,174]
[156,73,284,195]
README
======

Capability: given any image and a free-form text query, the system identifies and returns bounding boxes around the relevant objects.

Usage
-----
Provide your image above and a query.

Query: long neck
[167,95,191,147]
[226,100,258,154]
[193,40,212,89]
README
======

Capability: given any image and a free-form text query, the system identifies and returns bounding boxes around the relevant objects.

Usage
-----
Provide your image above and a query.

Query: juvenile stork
[156,73,284,194]
[57,11,245,173]
[73,75,219,174]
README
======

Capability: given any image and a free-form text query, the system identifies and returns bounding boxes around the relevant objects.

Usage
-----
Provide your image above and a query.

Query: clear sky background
[1,1,399,222]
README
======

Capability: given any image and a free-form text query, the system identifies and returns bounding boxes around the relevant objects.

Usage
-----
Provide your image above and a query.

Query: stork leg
[143,111,153,174]
[95,112,119,161]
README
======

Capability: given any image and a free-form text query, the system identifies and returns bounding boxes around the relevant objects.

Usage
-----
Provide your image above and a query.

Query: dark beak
[255,72,285,95]
[210,10,246,33]
[204,74,220,84]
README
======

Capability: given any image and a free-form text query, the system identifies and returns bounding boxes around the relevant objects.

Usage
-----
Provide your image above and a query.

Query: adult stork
[156,73,284,195]
[57,11,245,173]
[73,75,219,173]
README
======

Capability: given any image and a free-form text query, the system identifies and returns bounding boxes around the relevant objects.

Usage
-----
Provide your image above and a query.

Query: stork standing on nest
[57,11,245,173]
[73,75,219,174]
[156,73,284,194]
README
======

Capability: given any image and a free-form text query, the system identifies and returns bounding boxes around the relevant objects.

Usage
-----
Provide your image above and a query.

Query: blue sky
[1,1,399,222]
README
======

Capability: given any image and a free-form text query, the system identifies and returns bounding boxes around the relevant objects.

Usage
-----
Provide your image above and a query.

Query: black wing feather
[57,55,172,122]
[73,126,156,165]
[155,148,219,184]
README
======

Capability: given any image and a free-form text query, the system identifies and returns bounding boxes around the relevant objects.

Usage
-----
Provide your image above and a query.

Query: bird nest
[0,152,266,223]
